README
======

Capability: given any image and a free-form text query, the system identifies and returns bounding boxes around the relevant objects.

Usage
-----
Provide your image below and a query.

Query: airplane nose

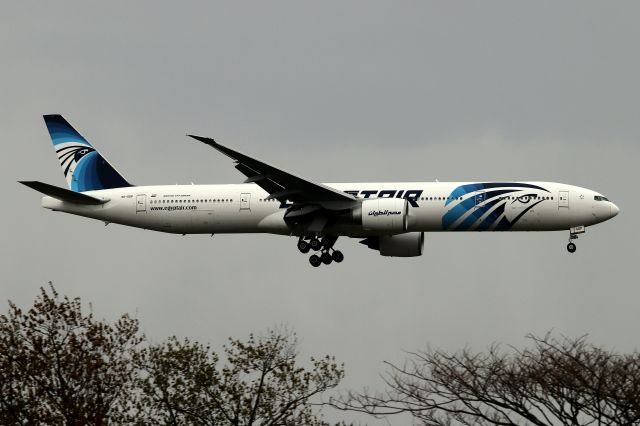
[610,203,619,218]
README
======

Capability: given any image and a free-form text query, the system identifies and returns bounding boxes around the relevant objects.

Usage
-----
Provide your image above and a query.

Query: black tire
[310,238,321,251]
[321,252,333,265]
[309,255,321,267]
[297,240,310,253]
[567,242,577,253]
[332,250,344,263]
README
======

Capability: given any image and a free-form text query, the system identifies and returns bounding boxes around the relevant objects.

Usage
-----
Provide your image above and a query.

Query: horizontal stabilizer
[19,181,108,205]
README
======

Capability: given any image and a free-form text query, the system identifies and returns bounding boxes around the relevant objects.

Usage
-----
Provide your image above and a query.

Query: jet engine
[354,198,408,233]
[360,232,424,257]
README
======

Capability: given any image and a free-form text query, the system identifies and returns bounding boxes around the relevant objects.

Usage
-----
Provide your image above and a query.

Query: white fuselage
[40,181,618,237]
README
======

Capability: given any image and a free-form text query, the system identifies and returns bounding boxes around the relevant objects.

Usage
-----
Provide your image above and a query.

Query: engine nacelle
[358,198,408,233]
[360,232,424,257]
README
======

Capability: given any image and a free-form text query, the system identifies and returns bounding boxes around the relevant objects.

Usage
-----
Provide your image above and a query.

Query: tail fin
[43,114,132,192]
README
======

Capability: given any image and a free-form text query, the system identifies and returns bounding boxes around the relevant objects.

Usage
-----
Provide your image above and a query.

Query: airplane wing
[188,135,357,208]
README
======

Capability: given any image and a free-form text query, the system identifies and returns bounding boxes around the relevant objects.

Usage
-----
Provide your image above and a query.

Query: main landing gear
[298,236,344,267]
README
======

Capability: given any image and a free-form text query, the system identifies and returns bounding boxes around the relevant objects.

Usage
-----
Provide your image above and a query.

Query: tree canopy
[0,283,142,425]
[5,284,640,426]
[0,284,345,425]
[137,328,344,425]
[336,333,640,425]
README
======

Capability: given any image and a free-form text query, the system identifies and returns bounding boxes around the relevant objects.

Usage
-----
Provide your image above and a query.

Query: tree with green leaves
[1,285,349,425]
[0,283,143,425]
[137,327,345,425]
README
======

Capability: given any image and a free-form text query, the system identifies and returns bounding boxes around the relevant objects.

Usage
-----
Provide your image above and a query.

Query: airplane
[21,115,619,267]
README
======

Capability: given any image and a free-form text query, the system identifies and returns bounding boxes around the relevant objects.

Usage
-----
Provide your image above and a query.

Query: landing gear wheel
[297,240,310,253]
[321,252,333,265]
[310,238,321,251]
[309,254,321,267]
[332,250,344,263]
[567,242,577,253]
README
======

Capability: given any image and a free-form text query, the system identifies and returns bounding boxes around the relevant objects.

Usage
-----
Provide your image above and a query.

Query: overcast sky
[2,2,639,424]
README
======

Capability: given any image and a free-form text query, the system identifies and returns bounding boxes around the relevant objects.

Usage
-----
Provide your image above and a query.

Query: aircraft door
[558,191,569,208]
[240,193,251,210]
[136,194,146,213]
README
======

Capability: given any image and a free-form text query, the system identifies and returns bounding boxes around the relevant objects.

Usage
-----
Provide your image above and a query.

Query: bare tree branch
[334,333,640,426]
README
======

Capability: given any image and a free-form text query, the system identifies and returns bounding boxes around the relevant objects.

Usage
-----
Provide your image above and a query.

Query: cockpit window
[594,195,609,202]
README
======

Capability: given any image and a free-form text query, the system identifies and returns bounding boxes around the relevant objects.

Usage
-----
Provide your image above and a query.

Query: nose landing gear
[566,226,585,254]
[299,236,344,267]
